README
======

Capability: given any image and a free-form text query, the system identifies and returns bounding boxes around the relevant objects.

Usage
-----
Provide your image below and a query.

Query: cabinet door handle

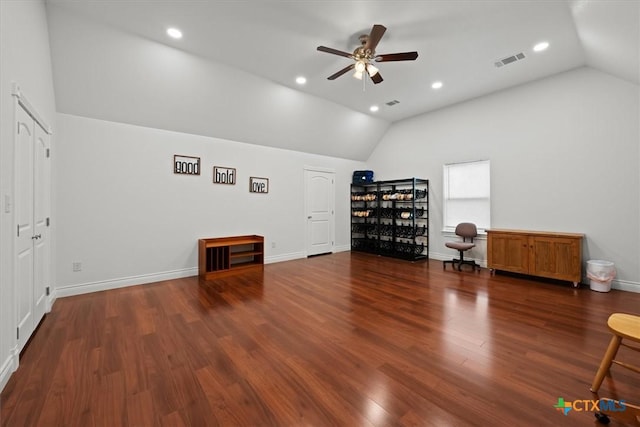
[307,216,312,219]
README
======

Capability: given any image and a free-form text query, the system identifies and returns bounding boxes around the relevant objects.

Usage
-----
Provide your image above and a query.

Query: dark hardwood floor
[2,252,639,426]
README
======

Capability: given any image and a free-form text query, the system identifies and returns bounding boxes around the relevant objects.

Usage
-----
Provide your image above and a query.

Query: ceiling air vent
[386,100,400,106]
[494,52,526,68]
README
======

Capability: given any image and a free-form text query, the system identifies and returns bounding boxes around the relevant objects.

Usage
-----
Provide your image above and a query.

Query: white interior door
[32,124,50,325]
[15,106,35,351]
[305,169,335,256]
[15,104,50,351]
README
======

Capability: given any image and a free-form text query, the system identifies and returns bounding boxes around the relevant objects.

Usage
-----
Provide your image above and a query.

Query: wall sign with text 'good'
[250,177,269,194]
[174,155,200,175]
[213,166,236,185]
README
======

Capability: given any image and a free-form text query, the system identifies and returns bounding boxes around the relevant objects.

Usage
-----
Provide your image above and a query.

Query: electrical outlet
[271,242,276,249]
[72,262,82,272]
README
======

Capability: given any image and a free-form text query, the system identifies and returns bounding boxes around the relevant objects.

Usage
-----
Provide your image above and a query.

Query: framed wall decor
[249,177,269,194]
[213,166,236,185]
[173,155,200,175]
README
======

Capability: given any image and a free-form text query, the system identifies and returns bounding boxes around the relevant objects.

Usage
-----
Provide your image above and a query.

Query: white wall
[0,0,57,391]
[367,67,640,291]
[46,4,389,161]
[54,113,363,295]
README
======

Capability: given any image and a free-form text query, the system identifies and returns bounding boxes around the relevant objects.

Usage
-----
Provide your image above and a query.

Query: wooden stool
[590,313,640,392]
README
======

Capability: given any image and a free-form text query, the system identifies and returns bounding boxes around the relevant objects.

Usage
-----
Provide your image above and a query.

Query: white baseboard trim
[0,346,19,393]
[55,252,329,299]
[427,251,640,293]
[46,290,56,313]
[55,267,198,298]
[265,247,351,263]
[51,255,640,299]
[265,251,306,264]
[611,279,640,293]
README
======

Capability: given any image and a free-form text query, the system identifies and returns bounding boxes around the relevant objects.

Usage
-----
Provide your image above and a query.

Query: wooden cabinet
[487,232,529,274]
[198,235,264,280]
[487,229,583,286]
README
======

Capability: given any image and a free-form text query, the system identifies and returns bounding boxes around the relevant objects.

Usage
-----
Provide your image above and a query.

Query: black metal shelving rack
[351,177,428,261]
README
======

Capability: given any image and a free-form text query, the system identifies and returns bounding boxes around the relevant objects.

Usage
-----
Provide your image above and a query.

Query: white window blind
[443,160,490,231]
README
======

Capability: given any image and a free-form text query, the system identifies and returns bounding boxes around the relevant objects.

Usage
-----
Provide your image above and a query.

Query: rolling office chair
[443,222,480,271]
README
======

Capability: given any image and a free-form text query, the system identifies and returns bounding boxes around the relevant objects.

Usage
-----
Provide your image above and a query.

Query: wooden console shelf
[487,229,583,287]
[198,235,264,279]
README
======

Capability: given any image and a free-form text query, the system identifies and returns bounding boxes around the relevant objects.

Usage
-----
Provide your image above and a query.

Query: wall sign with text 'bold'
[250,177,269,194]
[213,166,236,185]
[174,155,200,175]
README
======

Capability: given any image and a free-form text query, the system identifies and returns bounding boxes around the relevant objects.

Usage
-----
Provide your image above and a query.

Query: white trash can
[586,260,616,292]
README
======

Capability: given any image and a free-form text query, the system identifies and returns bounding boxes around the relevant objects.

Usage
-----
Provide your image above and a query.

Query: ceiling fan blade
[374,51,419,62]
[328,64,355,80]
[364,24,386,52]
[317,46,354,59]
[370,71,383,84]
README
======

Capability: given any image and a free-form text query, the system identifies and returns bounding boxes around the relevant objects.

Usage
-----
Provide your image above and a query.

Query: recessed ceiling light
[295,76,307,85]
[431,81,443,89]
[370,105,379,112]
[167,28,183,39]
[533,41,549,52]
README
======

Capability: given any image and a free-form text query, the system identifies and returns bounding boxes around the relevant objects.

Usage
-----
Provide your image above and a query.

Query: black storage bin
[353,170,374,184]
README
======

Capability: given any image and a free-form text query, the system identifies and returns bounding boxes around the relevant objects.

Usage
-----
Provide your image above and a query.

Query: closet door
[14,104,50,352]
[15,106,35,351]
[32,124,50,325]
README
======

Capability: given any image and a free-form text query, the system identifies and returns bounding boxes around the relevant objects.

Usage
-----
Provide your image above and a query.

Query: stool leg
[590,334,622,392]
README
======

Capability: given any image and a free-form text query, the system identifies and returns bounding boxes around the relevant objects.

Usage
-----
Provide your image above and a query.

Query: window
[443,160,490,232]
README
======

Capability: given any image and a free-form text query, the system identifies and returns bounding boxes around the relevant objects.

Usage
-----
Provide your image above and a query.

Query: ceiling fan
[317,24,418,84]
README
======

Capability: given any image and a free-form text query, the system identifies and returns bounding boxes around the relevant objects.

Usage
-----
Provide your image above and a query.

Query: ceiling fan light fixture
[317,24,417,85]
[366,64,379,77]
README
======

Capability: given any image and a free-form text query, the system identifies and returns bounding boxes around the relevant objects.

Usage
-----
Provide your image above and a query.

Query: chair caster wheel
[595,412,610,424]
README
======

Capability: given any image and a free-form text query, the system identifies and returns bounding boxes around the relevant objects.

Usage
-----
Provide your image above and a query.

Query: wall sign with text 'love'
[249,177,269,194]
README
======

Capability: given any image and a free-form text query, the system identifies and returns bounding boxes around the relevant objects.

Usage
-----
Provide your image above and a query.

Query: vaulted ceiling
[45,0,639,160]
